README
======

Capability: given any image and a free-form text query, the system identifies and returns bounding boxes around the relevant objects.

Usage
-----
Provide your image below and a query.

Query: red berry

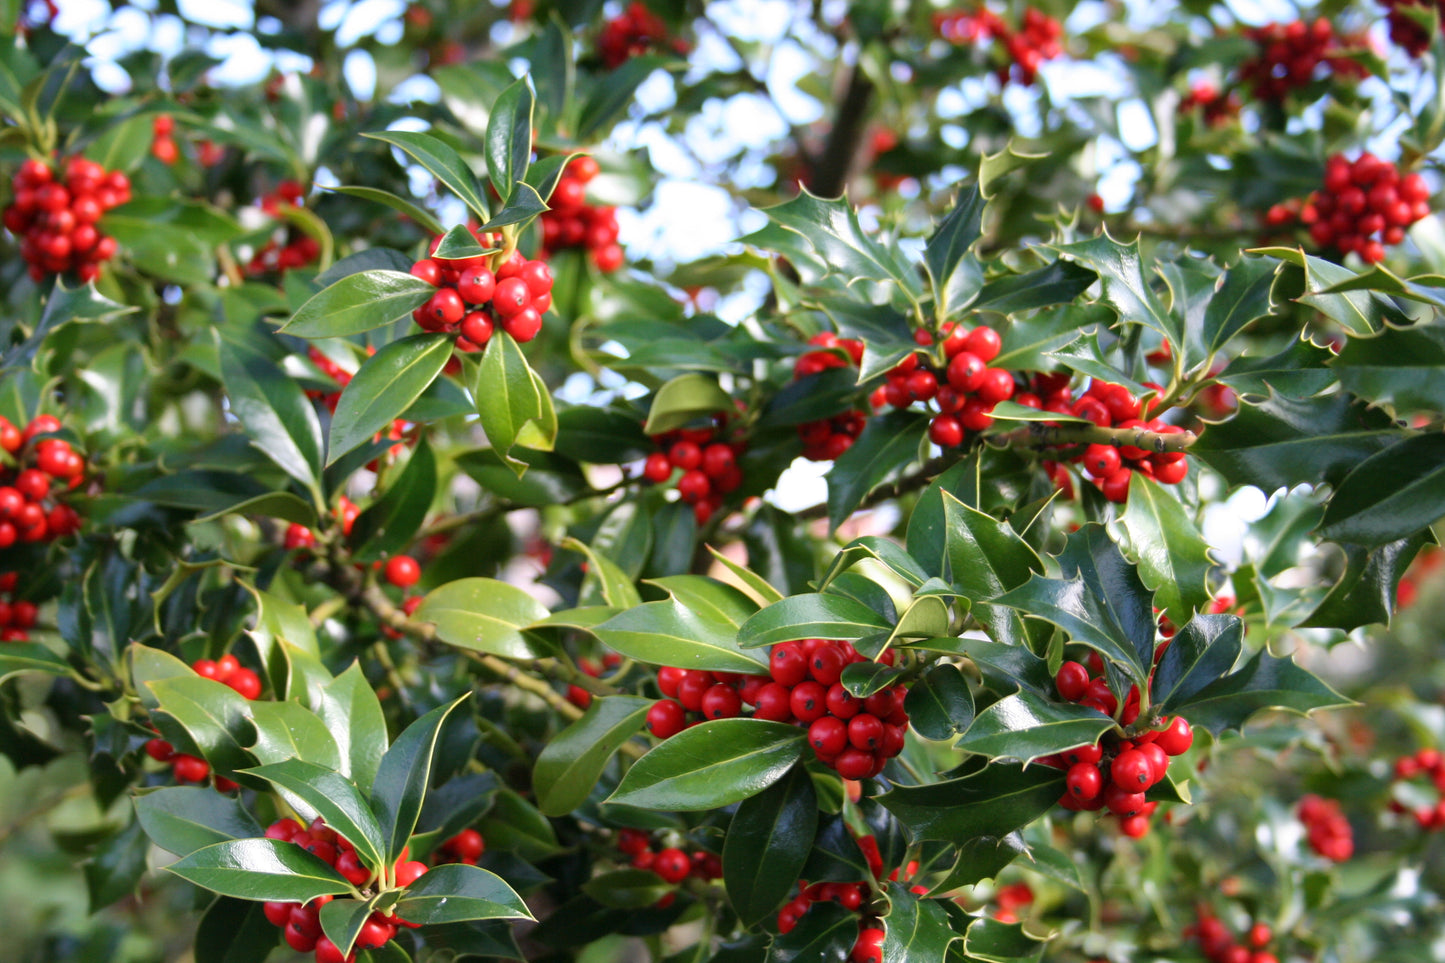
[847,713,884,752]
[1055,661,1090,701]
[503,306,543,342]
[646,699,686,738]
[457,266,497,304]
[963,326,1001,362]
[643,452,673,483]
[809,715,848,756]
[825,682,862,719]
[834,747,874,780]
[946,351,985,393]
[752,682,793,722]
[1066,761,1103,800]
[492,277,531,318]
[769,642,808,687]
[789,680,828,723]
[172,754,210,783]
[1154,716,1194,756]
[928,414,964,448]
[701,682,742,719]
[228,667,263,700]
[393,860,428,886]
[384,555,422,588]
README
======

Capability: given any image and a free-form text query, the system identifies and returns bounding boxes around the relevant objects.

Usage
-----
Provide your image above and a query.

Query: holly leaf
[1167,647,1352,735]
[827,411,930,532]
[1333,322,1445,413]
[607,719,806,811]
[279,270,436,339]
[925,185,985,319]
[1154,614,1245,711]
[533,696,652,816]
[737,593,893,647]
[415,577,550,660]
[882,884,960,963]
[723,763,818,926]
[1299,532,1431,631]
[393,863,534,924]
[1200,254,1279,356]
[596,597,769,673]
[942,494,1046,650]
[954,690,1114,763]
[877,762,1064,842]
[370,695,470,864]
[1318,434,1445,546]
[1049,233,1180,353]
[365,130,491,222]
[485,75,534,197]
[166,838,354,903]
[904,663,976,741]
[1113,473,1215,627]
[761,189,921,294]
[327,333,451,466]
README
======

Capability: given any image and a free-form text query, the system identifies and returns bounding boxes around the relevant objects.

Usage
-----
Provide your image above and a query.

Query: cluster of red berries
[1390,748,1445,829]
[777,880,884,962]
[934,6,1064,85]
[144,655,263,788]
[1187,910,1281,963]
[874,324,1011,450]
[990,882,1034,923]
[615,828,721,907]
[640,416,747,524]
[596,1,687,69]
[0,414,84,549]
[261,816,426,961]
[565,652,623,709]
[0,573,37,642]
[410,232,554,347]
[4,156,128,282]
[1295,153,1431,264]
[303,347,414,465]
[1050,656,1195,836]
[1034,378,1187,502]
[1239,19,1368,103]
[1296,794,1354,861]
[284,493,363,552]
[150,114,179,165]
[247,181,321,276]
[646,666,767,736]
[433,827,485,865]
[792,332,869,461]
[1178,81,1241,127]
[537,156,623,273]
[1380,0,1444,56]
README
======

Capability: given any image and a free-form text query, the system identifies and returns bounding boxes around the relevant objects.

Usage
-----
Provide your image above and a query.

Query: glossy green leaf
[1191,391,1399,493]
[1258,247,1405,334]
[0,641,69,683]
[477,787,562,861]
[324,185,444,235]
[166,838,354,903]
[243,760,387,870]
[1114,473,1215,626]
[415,577,551,659]
[565,536,643,609]
[370,695,469,864]
[315,662,389,789]
[194,896,280,963]
[905,663,976,741]
[328,333,451,465]
[989,304,1107,372]
[882,883,959,963]
[707,545,786,606]
[595,597,768,673]
[1333,322,1445,413]
[766,900,855,963]
[943,493,1046,650]
[1154,614,1245,711]
[911,637,1053,693]
[394,862,534,924]
[86,817,150,911]
[827,411,930,531]
[474,331,558,473]
[1169,648,1352,735]
[608,718,806,811]
[218,336,323,495]
[973,259,1098,315]
[1318,435,1445,546]
[992,572,1149,689]
[738,593,893,648]
[1299,532,1430,631]
[582,868,676,909]
[480,181,548,231]
[247,700,343,770]
[147,675,254,773]
[763,189,919,293]
[724,764,818,926]
[350,439,438,561]
[486,75,534,195]
[430,223,491,262]
[961,916,1046,963]
[642,372,736,435]
[877,762,1064,842]
[1201,255,1279,355]
[320,898,376,959]
[925,185,985,319]
[955,690,1113,763]
[1049,233,1180,352]
[928,834,1028,893]
[534,696,651,816]
[280,270,436,339]
[365,130,491,222]
[1215,337,1337,398]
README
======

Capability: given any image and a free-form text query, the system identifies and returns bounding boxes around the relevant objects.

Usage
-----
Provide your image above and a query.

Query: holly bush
[3,0,1445,961]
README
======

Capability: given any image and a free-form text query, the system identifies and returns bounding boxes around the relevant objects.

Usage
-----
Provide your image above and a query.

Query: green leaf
[762,189,920,293]
[882,884,959,963]
[323,185,445,235]
[431,223,492,261]
[1169,648,1352,735]
[394,863,534,924]
[279,270,436,339]
[194,896,280,963]
[166,838,354,903]
[486,75,535,195]
[474,331,558,472]
[86,818,151,911]
[877,762,1063,842]
[1257,247,1406,334]
[1154,614,1245,711]
[972,260,1097,314]
[954,690,1114,763]
[1048,233,1180,352]
[989,304,1107,372]
[0,641,69,683]
[534,696,652,816]
[1114,474,1215,627]
[820,536,932,590]
[912,638,1054,693]
[314,663,389,789]
[1318,435,1445,546]
[320,898,377,959]
[707,546,786,606]
[414,577,550,659]
[1191,391,1399,493]
[480,181,549,231]
[577,54,675,140]
[1201,255,1279,355]
[723,764,818,926]
[643,373,735,435]
[582,868,676,909]
[147,676,254,773]
[1215,338,1337,398]
[961,916,1046,963]
[905,663,975,741]
[925,185,985,319]
[595,597,769,674]
[827,411,930,532]
[350,439,437,560]
[365,130,492,222]
[738,593,893,647]
[1333,322,1445,413]
[242,760,388,871]
[565,536,643,609]
[608,719,806,811]
[218,336,323,496]
[942,494,1046,650]
[555,405,653,463]
[371,696,470,864]
[247,701,343,770]
[328,333,452,465]
[928,834,1027,893]
[1299,532,1430,631]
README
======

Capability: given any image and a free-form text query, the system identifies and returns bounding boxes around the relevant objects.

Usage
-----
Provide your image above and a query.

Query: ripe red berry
[975,368,1016,404]
[646,699,686,738]
[825,682,862,719]
[422,288,466,328]
[1066,761,1103,800]
[752,682,793,722]
[1055,661,1090,701]
[393,860,428,886]
[808,644,846,686]
[964,326,1002,362]
[769,642,808,687]
[503,306,543,342]
[172,754,210,783]
[946,351,985,393]
[653,847,691,883]
[1111,748,1153,789]
[384,555,422,588]
[847,713,884,752]
[491,277,531,318]
[676,469,711,504]
[928,414,964,448]
[701,682,742,719]
[228,667,262,701]
[1154,715,1194,756]
[834,747,874,780]
[809,715,849,756]
[457,266,497,304]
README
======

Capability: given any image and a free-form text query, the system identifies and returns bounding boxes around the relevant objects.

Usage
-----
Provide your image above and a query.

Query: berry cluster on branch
[4,157,127,282]
[410,232,554,347]
[1240,18,1369,103]
[1296,794,1354,860]
[0,414,84,550]
[537,156,623,272]
[641,415,747,524]
[1390,747,1445,829]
